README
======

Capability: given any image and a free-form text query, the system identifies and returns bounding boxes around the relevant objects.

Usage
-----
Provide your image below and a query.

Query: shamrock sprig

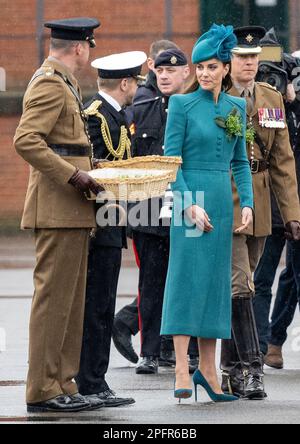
[215,108,244,140]
[246,125,256,144]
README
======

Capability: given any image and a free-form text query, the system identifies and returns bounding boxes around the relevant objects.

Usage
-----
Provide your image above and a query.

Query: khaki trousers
[26,228,90,404]
[232,234,267,297]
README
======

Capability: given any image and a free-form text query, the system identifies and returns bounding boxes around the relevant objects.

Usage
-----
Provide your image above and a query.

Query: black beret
[44,17,100,48]
[154,49,188,68]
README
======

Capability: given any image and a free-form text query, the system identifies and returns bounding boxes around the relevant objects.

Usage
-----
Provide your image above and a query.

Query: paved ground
[0,235,299,424]
[0,295,299,424]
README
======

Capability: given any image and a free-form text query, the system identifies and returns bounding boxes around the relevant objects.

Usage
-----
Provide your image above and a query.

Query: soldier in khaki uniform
[221,27,300,400]
[13,18,105,413]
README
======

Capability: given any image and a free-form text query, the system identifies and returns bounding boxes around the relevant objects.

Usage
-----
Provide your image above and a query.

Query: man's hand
[92,158,110,168]
[69,168,103,196]
[285,221,300,241]
[286,83,296,103]
[235,207,253,234]
[186,205,214,233]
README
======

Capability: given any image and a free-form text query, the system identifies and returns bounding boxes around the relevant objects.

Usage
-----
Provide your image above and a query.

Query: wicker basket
[96,155,182,182]
[88,168,174,202]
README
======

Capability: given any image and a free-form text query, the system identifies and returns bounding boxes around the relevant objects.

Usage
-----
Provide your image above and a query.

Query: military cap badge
[154,49,188,68]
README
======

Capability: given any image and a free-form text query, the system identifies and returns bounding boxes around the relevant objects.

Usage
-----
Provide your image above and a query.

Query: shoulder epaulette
[84,100,103,117]
[28,66,56,86]
[41,66,55,77]
[133,96,161,107]
[257,82,280,93]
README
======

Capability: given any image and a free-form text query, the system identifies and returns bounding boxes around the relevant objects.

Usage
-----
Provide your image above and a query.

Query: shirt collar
[233,81,255,97]
[98,90,122,112]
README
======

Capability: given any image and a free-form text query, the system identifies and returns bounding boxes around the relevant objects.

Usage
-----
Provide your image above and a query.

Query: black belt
[250,159,270,174]
[49,144,91,157]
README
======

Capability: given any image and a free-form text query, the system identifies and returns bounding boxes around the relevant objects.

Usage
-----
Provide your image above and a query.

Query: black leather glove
[285,221,300,241]
[69,168,103,196]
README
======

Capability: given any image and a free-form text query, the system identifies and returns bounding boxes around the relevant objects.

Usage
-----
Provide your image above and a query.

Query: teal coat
[160,87,254,339]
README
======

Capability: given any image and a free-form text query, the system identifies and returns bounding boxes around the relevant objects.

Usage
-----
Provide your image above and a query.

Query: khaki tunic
[13,58,96,404]
[14,58,96,229]
[230,82,300,237]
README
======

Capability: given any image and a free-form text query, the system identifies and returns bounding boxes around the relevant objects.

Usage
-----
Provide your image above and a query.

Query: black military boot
[159,336,176,367]
[243,364,266,400]
[136,357,159,375]
[231,296,267,400]
[188,337,199,374]
[159,350,176,367]
[221,337,244,397]
[189,356,199,374]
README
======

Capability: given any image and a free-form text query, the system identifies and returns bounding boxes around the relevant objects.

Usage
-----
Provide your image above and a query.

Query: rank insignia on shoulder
[129,123,136,136]
[258,82,278,91]
[258,108,285,129]
[44,67,55,77]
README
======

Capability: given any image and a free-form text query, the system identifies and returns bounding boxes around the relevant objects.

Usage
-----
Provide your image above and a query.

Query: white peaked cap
[91,51,147,79]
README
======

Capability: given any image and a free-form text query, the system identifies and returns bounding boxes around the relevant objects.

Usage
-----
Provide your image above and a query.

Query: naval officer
[76,51,147,407]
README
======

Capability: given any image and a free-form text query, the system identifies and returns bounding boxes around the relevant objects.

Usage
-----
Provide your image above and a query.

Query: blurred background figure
[253,31,300,369]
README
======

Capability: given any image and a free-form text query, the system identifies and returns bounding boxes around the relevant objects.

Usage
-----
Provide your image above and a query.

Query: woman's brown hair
[185,62,233,94]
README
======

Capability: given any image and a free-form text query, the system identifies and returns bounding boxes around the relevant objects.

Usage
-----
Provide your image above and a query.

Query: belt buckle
[250,159,259,174]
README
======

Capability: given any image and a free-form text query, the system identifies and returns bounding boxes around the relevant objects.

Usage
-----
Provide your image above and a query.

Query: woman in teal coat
[160,24,254,402]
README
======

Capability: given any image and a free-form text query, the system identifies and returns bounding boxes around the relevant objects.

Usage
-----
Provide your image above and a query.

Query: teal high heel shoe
[174,380,193,403]
[193,369,239,403]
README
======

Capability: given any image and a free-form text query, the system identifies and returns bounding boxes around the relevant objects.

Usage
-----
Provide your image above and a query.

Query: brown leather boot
[264,345,284,370]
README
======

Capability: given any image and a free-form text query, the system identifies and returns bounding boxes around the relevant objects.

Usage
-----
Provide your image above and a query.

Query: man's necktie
[242,89,253,115]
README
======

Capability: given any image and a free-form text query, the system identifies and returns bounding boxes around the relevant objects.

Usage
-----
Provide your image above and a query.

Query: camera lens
[257,64,288,95]
[268,74,281,88]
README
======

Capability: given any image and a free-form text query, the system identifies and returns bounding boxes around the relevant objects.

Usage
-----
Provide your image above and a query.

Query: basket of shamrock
[88,167,176,202]
[89,155,182,201]
[95,155,182,182]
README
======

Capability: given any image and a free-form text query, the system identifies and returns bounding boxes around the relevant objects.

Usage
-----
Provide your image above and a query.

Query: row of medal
[258,108,286,129]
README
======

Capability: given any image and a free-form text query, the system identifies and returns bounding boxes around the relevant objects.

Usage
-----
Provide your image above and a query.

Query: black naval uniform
[113,71,163,360]
[130,95,171,361]
[76,93,128,396]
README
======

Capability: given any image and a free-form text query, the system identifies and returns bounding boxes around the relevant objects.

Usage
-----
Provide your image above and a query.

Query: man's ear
[120,78,128,92]
[183,65,191,81]
[147,58,154,71]
[75,43,83,56]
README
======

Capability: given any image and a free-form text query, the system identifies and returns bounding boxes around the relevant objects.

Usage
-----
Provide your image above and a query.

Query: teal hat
[192,24,237,64]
